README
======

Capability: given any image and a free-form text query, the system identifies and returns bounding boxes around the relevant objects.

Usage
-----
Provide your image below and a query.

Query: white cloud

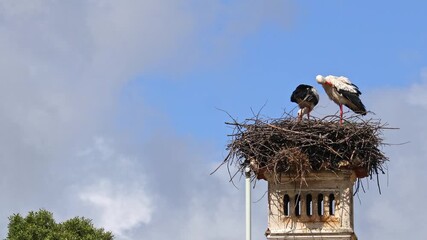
[351,69,427,240]
[79,179,153,237]
[0,1,296,239]
[178,175,268,240]
[406,72,427,109]
[67,136,155,239]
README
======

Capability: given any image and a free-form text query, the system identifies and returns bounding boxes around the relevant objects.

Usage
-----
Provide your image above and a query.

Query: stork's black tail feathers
[343,92,367,115]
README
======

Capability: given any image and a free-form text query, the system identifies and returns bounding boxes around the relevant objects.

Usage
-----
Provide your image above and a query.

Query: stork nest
[216,114,392,186]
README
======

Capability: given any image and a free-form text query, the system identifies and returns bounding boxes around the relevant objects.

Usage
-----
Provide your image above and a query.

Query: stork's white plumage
[290,84,319,121]
[316,75,366,124]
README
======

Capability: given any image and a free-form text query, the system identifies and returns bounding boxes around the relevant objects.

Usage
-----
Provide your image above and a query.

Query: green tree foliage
[6,209,113,240]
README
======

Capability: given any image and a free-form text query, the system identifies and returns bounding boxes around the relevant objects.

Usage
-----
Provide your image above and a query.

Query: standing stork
[290,84,319,121]
[316,75,367,124]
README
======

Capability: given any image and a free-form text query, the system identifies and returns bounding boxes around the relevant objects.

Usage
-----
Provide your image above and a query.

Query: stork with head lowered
[290,84,319,121]
[316,75,367,124]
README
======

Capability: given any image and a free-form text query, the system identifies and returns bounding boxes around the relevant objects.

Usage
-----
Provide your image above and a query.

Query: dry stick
[210,151,232,175]
[218,113,391,194]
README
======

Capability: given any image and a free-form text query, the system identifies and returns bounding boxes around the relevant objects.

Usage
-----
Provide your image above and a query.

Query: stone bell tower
[265,170,357,240]
[221,115,388,240]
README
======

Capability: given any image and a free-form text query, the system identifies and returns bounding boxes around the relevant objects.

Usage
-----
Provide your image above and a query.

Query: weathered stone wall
[266,171,357,240]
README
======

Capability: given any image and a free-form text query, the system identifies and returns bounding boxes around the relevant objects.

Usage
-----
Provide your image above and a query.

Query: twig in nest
[216,112,393,194]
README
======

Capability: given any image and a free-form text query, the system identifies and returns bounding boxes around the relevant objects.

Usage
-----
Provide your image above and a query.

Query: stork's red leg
[339,104,343,125]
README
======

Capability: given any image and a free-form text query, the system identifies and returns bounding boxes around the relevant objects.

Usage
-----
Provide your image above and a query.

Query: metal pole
[245,165,251,240]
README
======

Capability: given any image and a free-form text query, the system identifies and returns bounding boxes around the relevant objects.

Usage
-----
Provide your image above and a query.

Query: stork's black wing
[338,89,367,115]
[291,84,318,105]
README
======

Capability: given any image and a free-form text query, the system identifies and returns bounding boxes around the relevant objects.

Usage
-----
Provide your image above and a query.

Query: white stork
[290,84,319,121]
[316,75,367,124]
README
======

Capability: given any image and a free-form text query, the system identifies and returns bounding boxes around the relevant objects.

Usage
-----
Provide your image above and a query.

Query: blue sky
[1,1,427,239]
[127,0,427,148]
